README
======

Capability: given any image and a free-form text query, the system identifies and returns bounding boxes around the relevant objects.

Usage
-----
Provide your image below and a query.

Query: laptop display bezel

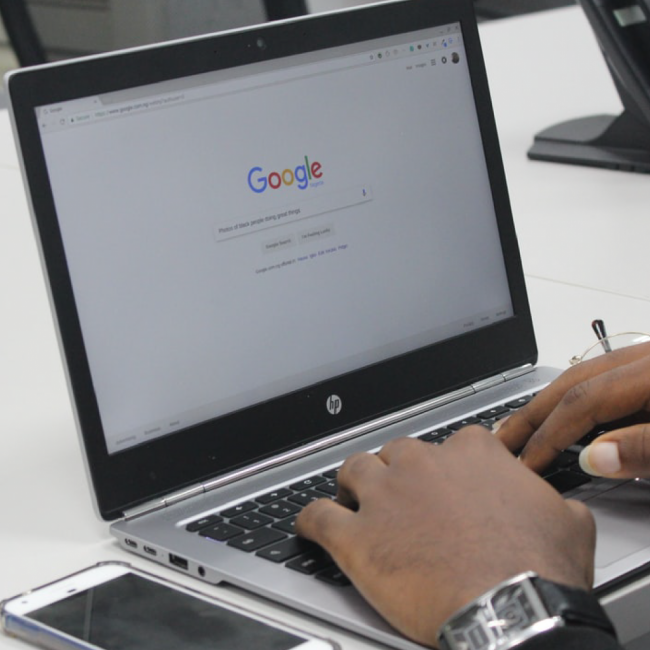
[6,0,536,521]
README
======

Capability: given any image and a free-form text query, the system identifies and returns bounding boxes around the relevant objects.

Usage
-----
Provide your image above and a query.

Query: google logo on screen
[247,156,323,193]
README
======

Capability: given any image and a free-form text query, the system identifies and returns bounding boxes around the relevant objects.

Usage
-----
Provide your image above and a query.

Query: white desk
[1,6,649,649]
[482,7,650,304]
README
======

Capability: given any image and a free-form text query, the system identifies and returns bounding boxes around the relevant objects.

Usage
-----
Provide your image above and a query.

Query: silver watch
[437,572,616,650]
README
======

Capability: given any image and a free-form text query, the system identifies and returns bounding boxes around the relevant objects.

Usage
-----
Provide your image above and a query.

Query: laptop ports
[169,554,189,570]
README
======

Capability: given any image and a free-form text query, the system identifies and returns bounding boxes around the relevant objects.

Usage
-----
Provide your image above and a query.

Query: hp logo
[326,394,342,415]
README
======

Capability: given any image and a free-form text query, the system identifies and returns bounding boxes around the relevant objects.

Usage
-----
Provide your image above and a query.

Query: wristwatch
[437,572,617,650]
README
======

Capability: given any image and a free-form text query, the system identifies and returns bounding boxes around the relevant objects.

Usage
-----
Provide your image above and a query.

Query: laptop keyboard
[185,393,595,587]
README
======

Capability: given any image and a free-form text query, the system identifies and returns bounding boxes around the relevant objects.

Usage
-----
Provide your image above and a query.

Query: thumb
[579,425,650,478]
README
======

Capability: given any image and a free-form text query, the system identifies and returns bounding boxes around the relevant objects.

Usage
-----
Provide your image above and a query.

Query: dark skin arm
[496,341,650,478]
[296,428,595,648]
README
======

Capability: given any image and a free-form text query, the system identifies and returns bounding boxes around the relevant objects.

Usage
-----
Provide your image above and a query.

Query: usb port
[143,546,157,556]
[124,538,137,549]
[169,554,188,570]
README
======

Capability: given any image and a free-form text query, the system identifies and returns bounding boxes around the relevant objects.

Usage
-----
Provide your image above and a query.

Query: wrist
[437,572,616,650]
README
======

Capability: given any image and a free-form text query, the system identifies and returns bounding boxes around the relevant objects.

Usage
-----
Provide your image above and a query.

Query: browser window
[37,22,512,453]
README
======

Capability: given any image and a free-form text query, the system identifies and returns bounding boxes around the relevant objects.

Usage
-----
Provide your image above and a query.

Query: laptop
[6,0,650,647]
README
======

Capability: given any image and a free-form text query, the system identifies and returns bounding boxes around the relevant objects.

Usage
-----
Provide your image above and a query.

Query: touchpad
[588,481,650,568]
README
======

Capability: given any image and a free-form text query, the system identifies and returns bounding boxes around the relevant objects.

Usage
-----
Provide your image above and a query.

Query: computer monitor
[21,0,306,61]
[528,0,650,172]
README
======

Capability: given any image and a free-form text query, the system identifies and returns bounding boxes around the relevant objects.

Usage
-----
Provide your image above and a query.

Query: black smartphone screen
[27,574,303,650]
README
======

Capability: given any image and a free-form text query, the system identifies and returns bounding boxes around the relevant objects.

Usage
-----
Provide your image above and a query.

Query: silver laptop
[6,0,650,647]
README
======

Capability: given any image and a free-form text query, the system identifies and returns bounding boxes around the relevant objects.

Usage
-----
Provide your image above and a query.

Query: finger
[296,497,355,554]
[496,385,570,453]
[579,424,650,478]
[496,344,650,454]
[495,364,610,453]
[376,436,425,464]
[335,451,386,509]
[448,423,500,447]
[519,356,650,473]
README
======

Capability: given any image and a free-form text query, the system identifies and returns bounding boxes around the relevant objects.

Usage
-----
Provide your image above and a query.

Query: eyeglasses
[569,319,650,366]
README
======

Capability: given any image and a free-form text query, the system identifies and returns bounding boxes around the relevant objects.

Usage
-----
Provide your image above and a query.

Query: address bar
[68,28,460,127]
[69,49,379,128]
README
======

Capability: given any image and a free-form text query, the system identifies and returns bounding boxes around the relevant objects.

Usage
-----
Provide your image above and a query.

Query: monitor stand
[527,109,650,173]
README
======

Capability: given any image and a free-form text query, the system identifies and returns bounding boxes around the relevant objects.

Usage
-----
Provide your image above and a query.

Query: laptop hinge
[501,363,535,382]
[471,374,505,393]
[122,363,535,521]
[123,484,205,521]
[471,364,534,394]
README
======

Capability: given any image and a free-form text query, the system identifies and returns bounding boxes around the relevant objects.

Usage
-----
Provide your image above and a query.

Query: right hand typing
[496,341,650,478]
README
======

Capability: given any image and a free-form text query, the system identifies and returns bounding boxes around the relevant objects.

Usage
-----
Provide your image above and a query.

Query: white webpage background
[40,34,512,452]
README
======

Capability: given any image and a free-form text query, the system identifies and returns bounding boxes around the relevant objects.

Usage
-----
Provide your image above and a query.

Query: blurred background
[0,0,574,86]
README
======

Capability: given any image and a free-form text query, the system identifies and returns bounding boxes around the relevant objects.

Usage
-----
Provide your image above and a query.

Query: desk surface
[1,6,649,649]
[484,8,650,305]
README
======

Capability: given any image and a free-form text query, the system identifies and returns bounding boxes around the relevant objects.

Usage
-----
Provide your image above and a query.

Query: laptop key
[220,501,257,518]
[476,406,510,420]
[315,480,337,496]
[256,536,317,563]
[419,427,453,443]
[316,566,351,587]
[272,516,298,534]
[199,522,244,542]
[505,395,534,409]
[227,527,286,552]
[259,500,301,519]
[288,489,324,506]
[544,471,592,494]
[545,450,580,472]
[290,476,326,491]
[286,550,334,575]
[185,514,223,532]
[447,417,482,430]
[230,512,274,530]
[256,488,292,505]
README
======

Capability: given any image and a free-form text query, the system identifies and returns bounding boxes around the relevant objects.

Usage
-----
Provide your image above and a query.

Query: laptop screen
[35,21,512,455]
[8,0,535,518]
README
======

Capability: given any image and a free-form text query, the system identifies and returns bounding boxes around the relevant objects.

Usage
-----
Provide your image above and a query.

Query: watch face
[444,578,550,650]
[492,584,538,633]
[449,605,492,650]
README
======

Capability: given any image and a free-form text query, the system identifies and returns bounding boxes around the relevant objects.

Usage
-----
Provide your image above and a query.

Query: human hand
[496,342,650,478]
[295,429,595,647]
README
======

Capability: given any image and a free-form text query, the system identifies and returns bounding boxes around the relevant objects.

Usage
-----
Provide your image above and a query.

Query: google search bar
[214,185,373,243]
[68,94,186,126]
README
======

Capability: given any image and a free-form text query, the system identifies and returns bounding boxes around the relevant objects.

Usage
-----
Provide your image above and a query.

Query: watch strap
[438,572,617,650]
[533,576,616,638]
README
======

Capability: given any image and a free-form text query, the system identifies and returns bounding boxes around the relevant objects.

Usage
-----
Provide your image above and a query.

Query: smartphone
[1,563,339,650]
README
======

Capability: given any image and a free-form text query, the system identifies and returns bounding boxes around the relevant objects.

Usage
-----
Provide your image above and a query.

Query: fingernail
[579,442,621,477]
